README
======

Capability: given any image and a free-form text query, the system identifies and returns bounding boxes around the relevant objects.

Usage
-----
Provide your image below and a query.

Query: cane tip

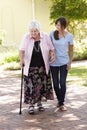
[19,111,22,115]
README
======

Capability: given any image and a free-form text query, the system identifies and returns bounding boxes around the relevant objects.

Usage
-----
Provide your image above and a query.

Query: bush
[4,53,19,63]
[73,41,87,61]
[0,30,6,45]
[0,52,20,65]
[0,39,2,45]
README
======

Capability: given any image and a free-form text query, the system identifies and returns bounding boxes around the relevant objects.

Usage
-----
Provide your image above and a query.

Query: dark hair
[54,16,67,40]
[54,30,59,40]
[55,16,67,29]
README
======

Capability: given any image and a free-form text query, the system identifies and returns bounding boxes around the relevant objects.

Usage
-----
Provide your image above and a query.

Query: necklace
[34,41,40,52]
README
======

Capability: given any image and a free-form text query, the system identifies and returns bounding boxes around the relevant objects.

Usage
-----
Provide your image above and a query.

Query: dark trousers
[50,65,68,106]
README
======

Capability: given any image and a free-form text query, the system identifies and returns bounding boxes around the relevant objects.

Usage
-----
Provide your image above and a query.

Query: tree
[44,0,87,60]
[47,0,87,42]
[49,0,87,23]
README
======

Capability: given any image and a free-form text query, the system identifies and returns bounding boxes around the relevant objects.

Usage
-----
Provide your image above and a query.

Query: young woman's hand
[67,62,71,70]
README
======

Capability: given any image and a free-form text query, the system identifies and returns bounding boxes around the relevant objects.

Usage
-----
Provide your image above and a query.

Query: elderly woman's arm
[45,34,55,63]
[19,50,25,67]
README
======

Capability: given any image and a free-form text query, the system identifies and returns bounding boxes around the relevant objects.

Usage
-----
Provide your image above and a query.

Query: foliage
[71,21,87,41]
[47,0,87,39]
[49,0,87,23]
[0,51,19,65]
[46,0,87,60]
[0,43,20,69]
[74,46,87,61]
[74,36,87,61]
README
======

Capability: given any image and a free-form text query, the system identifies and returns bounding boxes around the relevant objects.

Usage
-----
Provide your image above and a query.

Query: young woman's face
[55,21,63,31]
[30,28,40,39]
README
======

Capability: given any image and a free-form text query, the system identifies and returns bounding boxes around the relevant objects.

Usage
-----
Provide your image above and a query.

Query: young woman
[19,21,55,114]
[50,16,74,111]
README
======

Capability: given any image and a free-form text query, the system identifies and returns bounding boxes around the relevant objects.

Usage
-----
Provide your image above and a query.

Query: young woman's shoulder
[50,30,54,34]
[67,32,73,38]
[49,30,55,37]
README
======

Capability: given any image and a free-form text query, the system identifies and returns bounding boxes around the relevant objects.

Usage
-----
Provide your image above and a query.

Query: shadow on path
[0,70,87,130]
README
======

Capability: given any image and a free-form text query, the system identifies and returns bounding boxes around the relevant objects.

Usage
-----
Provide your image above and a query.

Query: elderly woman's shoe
[28,105,35,114]
[37,103,45,111]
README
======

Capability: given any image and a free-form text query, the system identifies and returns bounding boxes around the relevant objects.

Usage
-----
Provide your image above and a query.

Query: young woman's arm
[67,44,74,70]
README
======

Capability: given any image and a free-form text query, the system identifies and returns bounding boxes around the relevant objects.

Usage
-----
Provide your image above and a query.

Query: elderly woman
[19,21,55,114]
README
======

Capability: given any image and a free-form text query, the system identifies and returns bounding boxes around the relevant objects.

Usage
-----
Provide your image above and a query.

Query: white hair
[28,20,41,31]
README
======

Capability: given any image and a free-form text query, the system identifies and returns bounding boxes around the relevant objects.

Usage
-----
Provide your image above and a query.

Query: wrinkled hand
[49,55,55,63]
[49,50,55,64]
[20,59,25,67]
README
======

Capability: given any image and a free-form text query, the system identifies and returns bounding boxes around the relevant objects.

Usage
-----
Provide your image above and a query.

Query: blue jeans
[50,65,68,106]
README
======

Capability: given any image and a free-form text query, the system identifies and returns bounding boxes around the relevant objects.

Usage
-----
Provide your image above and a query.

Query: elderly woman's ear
[49,50,55,63]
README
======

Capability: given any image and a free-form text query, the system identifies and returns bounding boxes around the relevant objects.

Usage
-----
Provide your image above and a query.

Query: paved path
[0,61,87,130]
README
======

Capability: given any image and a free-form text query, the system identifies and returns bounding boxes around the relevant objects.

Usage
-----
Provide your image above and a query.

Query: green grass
[3,62,20,70]
[67,66,87,87]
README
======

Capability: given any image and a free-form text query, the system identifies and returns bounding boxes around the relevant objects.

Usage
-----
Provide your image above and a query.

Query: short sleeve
[19,34,28,51]
[68,33,74,45]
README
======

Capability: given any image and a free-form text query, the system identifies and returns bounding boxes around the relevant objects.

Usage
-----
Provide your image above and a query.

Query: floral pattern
[24,66,54,104]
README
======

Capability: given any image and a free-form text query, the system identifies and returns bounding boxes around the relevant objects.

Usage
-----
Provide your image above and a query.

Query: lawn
[67,66,87,87]
[1,64,86,87]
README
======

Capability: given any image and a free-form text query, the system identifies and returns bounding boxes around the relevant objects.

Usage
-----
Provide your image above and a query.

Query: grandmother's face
[30,28,40,39]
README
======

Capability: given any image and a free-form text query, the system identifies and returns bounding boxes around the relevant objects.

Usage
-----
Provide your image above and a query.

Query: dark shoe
[37,103,45,111]
[28,105,35,114]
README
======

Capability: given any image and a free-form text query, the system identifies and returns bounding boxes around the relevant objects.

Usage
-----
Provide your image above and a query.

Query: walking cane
[19,66,24,115]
